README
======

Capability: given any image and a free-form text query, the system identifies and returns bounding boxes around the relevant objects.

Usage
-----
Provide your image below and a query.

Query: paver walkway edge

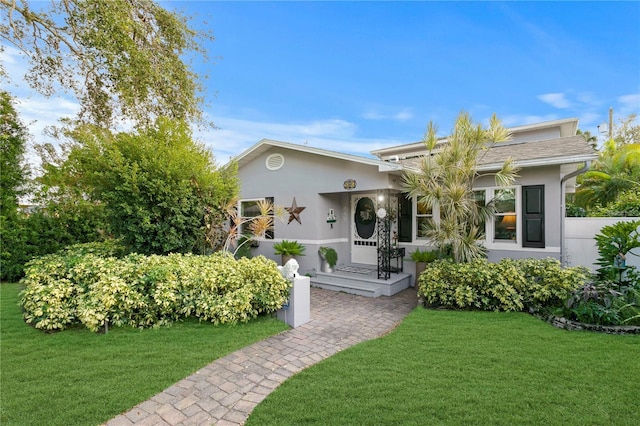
[105,287,418,426]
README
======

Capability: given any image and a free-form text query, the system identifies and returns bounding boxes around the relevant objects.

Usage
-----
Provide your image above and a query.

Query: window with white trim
[493,188,517,242]
[410,186,521,244]
[239,197,274,239]
[416,202,433,239]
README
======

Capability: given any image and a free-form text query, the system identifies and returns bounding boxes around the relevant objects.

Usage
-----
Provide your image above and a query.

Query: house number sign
[343,179,357,190]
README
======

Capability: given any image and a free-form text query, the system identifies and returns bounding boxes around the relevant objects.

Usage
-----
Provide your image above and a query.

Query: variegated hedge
[417,258,590,312]
[20,248,290,332]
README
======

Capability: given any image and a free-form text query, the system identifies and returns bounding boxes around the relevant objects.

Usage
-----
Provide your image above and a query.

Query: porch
[310,263,412,297]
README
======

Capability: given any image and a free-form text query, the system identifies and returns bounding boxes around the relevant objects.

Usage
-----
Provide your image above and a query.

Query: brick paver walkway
[105,287,418,426]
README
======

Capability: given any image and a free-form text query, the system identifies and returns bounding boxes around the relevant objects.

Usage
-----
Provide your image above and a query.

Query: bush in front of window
[19,250,290,332]
[417,258,590,312]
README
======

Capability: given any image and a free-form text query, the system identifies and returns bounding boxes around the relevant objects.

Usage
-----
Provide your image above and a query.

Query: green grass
[247,308,640,426]
[0,283,289,426]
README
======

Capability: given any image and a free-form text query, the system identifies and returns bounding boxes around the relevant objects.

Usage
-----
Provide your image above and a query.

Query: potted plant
[318,246,338,273]
[410,248,438,288]
[273,240,306,265]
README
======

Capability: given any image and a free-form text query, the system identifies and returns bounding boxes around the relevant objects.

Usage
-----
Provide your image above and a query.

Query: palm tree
[402,112,519,263]
[575,140,640,209]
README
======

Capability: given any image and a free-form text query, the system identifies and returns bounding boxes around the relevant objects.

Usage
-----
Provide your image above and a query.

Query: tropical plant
[220,198,286,256]
[563,280,640,326]
[409,248,439,263]
[319,246,338,268]
[402,112,519,263]
[588,190,640,217]
[273,240,306,257]
[575,140,640,209]
[593,220,640,281]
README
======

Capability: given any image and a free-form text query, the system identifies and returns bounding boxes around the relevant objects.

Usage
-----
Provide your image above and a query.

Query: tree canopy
[574,114,640,210]
[38,119,238,255]
[0,90,30,219]
[1,0,211,128]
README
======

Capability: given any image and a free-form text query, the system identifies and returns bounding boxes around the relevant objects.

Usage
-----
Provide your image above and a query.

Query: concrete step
[310,276,381,297]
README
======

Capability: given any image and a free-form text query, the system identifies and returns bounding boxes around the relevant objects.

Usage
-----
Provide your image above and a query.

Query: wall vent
[266,153,285,170]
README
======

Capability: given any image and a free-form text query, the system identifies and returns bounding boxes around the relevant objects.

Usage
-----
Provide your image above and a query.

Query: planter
[282,254,295,265]
[414,261,427,287]
[321,260,334,273]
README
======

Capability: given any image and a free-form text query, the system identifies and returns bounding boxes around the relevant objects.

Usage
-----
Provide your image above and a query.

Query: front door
[351,193,379,265]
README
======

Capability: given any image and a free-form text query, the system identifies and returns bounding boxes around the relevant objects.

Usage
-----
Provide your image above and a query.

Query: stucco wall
[238,146,399,273]
[475,165,563,256]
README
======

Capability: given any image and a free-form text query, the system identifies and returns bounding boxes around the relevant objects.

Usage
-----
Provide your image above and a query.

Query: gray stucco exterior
[235,118,598,274]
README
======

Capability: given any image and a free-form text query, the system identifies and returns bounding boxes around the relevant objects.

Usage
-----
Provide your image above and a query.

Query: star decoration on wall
[285,197,306,225]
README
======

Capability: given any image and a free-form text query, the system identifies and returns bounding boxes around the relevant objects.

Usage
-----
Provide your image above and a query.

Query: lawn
[0,283,289,426]
[247,308,640,425]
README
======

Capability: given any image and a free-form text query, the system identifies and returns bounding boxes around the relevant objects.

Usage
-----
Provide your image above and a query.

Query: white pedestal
[277,276,311,328]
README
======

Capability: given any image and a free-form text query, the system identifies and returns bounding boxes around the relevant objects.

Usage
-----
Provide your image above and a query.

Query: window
[473,190,487,240]
[239,197,274,239]
[493,188,517,241]
[416,202,433,239]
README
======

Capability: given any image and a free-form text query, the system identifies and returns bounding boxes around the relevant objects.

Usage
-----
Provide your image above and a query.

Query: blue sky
[3,1,640,164]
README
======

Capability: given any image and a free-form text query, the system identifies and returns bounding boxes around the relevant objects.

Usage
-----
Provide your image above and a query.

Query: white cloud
[617,93,640,116]
[537,93,571,109]
[195,114,406,164]
[362,107,414,122]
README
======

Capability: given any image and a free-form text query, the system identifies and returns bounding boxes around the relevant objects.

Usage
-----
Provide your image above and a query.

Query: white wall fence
[565,217,640,272]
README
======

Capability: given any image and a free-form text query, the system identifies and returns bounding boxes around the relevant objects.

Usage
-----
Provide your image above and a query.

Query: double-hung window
[493,188,517,242]
[239,197,274,239]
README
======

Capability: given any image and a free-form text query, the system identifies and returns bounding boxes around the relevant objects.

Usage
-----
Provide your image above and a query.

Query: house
[234,118,598,296]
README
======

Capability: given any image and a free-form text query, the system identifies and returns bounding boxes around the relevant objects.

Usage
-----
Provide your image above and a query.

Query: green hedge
[418,258,590,312]
[20,249,290,332]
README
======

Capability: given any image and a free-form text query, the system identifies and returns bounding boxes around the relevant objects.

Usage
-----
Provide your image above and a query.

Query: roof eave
[477,154,599,171]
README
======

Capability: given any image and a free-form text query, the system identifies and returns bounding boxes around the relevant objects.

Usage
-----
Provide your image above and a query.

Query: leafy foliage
[19,249,290,332]
[0,90,30,220]
[409,247,439,263]
[402,112,519,263]
[559,220,640,326]
[563,280,640,326]
[0,206,110,282]
[273,240,306,256]
[318,246,338,267]
[38,119,238,255]
[418,258,590,312]
[575,140,640,209]
[593,219,640,281]
[1,0,211,128]
[588,190,640,217]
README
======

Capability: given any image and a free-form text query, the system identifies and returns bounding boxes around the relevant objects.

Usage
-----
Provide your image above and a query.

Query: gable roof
[398,135,598,172]
[370,117,580,160]
[234,138,403,172]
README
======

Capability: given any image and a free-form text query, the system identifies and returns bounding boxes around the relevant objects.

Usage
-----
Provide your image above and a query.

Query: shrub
[20,251,289,332]
[409,248,439,263]
[418,258,590,312]
[563,280,640,326]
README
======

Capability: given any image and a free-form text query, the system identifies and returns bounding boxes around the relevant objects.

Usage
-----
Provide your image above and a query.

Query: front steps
[310,264,412,297]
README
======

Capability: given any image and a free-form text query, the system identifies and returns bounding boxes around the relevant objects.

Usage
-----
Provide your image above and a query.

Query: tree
[41,119,238,255]
[613,113,640,147]
[577,129,597,149]
[402,112,519,263]
[0,90,30,219]
[1,0,211,128]
[575,139,640,209]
